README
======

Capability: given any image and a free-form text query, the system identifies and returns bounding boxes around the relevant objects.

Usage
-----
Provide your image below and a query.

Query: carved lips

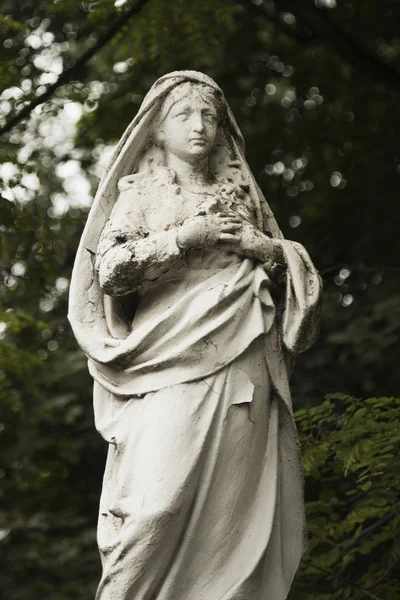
[189,137,207,145]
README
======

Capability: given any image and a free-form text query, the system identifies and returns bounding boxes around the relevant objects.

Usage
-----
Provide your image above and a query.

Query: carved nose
[192,113,205,132]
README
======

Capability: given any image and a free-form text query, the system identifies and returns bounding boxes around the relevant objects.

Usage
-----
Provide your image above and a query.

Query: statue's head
[136,79,232,177]
[156,82,225,165]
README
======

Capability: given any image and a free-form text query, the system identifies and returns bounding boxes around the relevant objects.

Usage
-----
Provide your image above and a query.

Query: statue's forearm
[236,228,286,267]
[97,229,181,296]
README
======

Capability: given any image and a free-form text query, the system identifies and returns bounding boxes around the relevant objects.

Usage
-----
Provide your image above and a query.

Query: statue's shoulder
[114,168,177,232]
[118,167,175,194]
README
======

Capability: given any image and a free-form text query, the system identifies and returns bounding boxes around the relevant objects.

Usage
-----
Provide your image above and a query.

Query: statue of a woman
[69,71,322,600]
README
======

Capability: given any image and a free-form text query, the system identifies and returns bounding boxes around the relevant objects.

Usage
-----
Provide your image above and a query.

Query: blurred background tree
[0,0,399,598]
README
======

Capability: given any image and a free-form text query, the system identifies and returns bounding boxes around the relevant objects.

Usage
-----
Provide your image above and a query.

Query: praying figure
[69,70,322,600]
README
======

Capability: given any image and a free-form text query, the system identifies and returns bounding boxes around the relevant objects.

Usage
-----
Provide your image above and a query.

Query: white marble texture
[68,71,322,600]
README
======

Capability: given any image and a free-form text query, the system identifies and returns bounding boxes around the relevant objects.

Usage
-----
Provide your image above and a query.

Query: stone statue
[68,71,322,600]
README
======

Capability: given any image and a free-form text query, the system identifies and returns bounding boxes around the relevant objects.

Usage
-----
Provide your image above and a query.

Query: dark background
[0,1,399,598]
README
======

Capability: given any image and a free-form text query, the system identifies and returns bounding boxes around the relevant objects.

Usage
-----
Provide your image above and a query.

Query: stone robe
[86,168,321,600]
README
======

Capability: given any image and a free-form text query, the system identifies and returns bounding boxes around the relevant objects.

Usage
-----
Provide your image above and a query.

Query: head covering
[158,80,218,122]
[68,70,282,357]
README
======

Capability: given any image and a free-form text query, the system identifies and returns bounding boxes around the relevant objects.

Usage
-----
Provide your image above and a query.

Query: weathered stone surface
[68,71,322,600]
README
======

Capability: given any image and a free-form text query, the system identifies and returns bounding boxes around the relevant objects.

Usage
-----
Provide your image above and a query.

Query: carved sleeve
[278,240,322,354]
[95,198,181,297]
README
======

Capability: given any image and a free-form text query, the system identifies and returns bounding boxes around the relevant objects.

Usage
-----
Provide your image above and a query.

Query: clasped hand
[176,212,274,262]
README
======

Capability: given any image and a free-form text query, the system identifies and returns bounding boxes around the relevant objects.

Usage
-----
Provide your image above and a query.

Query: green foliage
[291,395,400,599]
[0,14,25,32]
[112,0,236,70]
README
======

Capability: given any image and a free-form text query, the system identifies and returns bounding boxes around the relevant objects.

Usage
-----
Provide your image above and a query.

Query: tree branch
[301,555,384,600]
[0,0,150,138]
[246,1,314,42]
[287,1,400,92]
[367,556,400,590]
[248,0,400,93]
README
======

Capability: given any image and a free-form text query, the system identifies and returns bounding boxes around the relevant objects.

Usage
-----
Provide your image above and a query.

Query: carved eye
[175,110,190,119]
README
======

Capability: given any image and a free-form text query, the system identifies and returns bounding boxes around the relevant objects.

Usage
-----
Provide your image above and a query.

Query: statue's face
[159,88,219,164]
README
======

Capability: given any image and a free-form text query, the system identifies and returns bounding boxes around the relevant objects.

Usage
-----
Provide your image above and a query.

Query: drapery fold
[94,338,307,600]
[88,242,319,599]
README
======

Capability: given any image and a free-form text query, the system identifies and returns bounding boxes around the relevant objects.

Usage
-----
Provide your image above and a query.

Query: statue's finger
[216,212,240,219]
[220,224,242,232]
[219,217,242,224]
[219,233,241,243]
